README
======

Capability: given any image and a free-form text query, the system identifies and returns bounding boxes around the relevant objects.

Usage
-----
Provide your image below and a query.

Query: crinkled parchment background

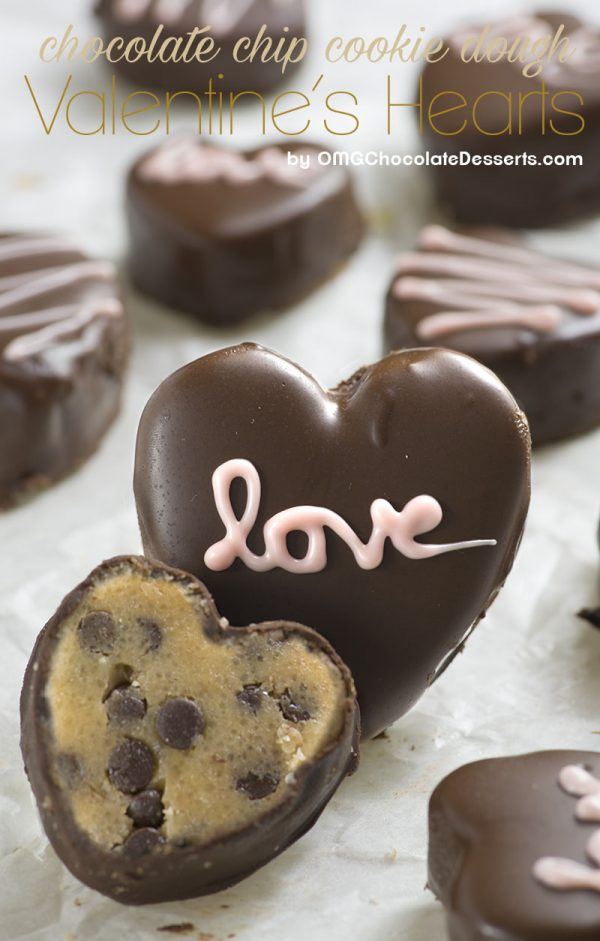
[1,1,600,939]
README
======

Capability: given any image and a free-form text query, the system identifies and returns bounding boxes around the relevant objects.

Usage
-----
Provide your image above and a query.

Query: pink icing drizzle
[393,226,600,341]
[115,0,291,30]
[203,459,497,575]
[139,139,320,189]
[533,765,600,893]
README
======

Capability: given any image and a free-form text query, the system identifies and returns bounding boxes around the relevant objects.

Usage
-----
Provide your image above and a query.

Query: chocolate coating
[419,12,600,227]
[126,139,363,325]
[384,225,600,445]
[20,555,359,903]
[134,343,531,738]
[0,233,128,507]
[429,751,600,940]
[95,0,307,95]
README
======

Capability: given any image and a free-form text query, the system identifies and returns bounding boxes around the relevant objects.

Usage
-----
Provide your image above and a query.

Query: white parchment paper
[1,1,600,938]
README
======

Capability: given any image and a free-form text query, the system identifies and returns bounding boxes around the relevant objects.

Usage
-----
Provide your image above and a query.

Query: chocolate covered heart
[20,555,358,904]
[419,11,600,227]
[384,225,600,445]
[429,752,600,940]
[134,344,531,738]
[95,0,307,95]
[127,139,363,325]
[419,10,600,228]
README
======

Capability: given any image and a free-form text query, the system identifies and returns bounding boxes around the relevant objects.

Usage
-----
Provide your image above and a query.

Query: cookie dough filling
[43,558,351,857]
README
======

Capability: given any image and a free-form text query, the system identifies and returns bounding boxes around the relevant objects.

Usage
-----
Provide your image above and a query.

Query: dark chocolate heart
[95,0,307,95]
[127,140,363,325]
[134,344,531,738]
[384,225,600,445]
[419,12,600,227]
[429,752,600,940]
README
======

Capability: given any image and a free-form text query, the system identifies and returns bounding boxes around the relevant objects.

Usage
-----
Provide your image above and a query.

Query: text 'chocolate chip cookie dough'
[20,556,359,903]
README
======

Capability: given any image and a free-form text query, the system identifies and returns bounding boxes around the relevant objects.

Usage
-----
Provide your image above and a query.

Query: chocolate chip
[106,685,147,724]
[78,611,117,654]
[122,827,165,857]
[108,739,154,794]
[278,689,311,723]
[138,617,162,652]
[236,772,280,800]
[236,684,265,713]
[156,698,204,750]
[56,753,83,786]
[127,789,164,829]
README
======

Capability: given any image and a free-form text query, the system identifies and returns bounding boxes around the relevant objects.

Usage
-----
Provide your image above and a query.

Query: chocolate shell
[134,343,531,738]
[0,233,128,507]
[20,555,359,904]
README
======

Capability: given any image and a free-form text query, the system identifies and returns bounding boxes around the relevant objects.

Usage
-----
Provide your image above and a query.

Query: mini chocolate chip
[108,739,154,794]
[278,689,311,723]
[127,789,164,829]
[138,617,163,652]
[56,753,84,786]
[105,685,147,724]
[156,698,204,750]
[78,611,117,655]
[236,772,280,800]
[236,684,265,713]
[122,827,165,857]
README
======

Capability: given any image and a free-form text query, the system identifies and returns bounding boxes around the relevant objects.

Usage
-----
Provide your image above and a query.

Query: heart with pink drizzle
[385,225,600,445]
[429,751,600,941]
[134,343,530,737]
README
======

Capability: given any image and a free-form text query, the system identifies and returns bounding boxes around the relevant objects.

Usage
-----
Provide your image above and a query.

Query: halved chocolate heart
[126,139,363,325]
[20,555,358,903]
[134,344,531,738]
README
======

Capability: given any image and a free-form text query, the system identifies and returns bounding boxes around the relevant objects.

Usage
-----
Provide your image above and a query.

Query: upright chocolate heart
[135,344,531,737]
[127,140,363,325]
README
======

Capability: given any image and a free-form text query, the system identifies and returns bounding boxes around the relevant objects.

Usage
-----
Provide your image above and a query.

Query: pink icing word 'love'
[203,459,497,575]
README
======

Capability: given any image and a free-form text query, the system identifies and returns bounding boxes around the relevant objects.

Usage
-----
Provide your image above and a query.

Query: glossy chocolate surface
[127,139,363,325]
[429,752,600,940]
[0,233,128,506]
[20,555,359,904]
[95,0,307,93]
[384,225,600,445]
[419,12,600,227]
[134,343,531,738]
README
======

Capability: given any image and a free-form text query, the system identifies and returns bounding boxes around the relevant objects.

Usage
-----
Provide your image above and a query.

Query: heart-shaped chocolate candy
[20,555,358,903]
[429,752,600,940]
[134,344,531,738]
[127,139,363,325]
